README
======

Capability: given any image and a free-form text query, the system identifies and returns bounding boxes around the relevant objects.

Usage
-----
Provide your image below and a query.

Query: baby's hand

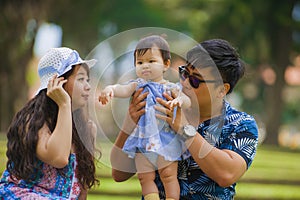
[166,97,183,124]
[99,86,114,105]
[167,97,183,109]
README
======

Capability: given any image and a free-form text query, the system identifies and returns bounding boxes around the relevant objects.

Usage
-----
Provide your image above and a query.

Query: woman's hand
[47,74,70,107]
[121,88,148,135]
[155,92,189,134]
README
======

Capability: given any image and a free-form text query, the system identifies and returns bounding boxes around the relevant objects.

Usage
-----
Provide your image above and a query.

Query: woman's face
[64,65,91,110]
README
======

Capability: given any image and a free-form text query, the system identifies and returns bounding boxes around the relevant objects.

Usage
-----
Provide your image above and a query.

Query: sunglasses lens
[179,66,201,88]
[189,76,201,88]
[179,67,188,81]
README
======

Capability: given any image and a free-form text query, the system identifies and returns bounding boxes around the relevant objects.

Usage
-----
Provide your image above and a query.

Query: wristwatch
[181,124,197,139]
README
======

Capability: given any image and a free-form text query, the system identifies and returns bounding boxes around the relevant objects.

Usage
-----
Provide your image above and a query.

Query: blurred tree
[183,0,298,145]
[0,0,186,132]
[0,0,48,132]
[204,0,298,146]
[144,0,300,145]
[2,0,298,147]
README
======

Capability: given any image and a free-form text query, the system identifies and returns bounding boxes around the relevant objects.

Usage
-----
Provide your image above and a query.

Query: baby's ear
[165,59,171,66]
[163,59,171,71]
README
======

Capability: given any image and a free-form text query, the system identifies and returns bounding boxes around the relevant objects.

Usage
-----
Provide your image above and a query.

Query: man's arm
[110,88,148,182]
[111,131,136,182]
[155,93,251,187]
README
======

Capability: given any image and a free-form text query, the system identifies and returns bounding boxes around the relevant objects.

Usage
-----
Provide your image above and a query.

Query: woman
[111,39,258,199]
[0,47,100,199]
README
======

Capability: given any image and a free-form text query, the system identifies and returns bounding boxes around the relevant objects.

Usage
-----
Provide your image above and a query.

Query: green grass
[0,136,7,173]
[87,195,140,200]
[87,143,300,199]
[94,176,141,194]
[1,135,300,199]
[241,145,300,182]
[236,182,300,199]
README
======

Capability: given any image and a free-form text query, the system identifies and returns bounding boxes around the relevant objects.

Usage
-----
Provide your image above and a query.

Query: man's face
[181,65,221,113]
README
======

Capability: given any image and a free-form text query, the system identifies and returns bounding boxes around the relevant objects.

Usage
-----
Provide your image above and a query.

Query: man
[111,39,258,200]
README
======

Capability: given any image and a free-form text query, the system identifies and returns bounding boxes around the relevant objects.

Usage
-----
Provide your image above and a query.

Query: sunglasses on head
[178,65,220,89]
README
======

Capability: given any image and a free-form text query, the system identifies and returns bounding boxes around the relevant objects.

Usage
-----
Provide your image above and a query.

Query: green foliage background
[1,1,300,198]
[2,0,300,146]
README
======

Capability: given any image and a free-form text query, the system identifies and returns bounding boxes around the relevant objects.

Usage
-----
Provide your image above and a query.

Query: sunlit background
[1,0,300,199]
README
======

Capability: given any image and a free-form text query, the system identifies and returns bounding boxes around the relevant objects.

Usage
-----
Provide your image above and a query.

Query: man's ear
[218,83,230,97]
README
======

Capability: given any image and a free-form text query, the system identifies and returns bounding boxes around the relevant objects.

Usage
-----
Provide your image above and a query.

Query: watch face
[184,125,196,137]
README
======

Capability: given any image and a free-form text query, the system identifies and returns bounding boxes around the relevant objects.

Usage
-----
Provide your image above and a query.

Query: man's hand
[155,92,188,134]
[121,88,148,135]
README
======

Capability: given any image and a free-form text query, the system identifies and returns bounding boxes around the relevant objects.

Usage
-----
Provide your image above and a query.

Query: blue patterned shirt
[154,101,259,200]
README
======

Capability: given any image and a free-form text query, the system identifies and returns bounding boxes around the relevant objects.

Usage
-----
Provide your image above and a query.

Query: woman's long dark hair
[6,65,100,189]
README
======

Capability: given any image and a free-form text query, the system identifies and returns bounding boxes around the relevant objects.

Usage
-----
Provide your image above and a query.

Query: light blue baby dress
[122,78,189,164]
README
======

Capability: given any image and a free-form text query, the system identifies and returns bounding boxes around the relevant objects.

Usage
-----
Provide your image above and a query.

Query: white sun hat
[36,47,97,94]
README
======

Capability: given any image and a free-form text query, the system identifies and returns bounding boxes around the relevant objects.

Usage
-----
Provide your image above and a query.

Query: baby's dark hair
[187,39,245,94]
[134,35,171,65]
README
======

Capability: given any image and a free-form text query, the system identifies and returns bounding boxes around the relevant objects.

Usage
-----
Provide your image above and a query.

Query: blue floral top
[153,101,259,199]
[0,154,81,200]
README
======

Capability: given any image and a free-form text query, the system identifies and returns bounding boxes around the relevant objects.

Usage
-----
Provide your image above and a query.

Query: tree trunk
[263,1,295,145]
[0,1,44,132]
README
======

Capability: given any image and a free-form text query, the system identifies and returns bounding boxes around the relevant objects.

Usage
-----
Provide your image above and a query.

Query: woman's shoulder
[88,119,97,135]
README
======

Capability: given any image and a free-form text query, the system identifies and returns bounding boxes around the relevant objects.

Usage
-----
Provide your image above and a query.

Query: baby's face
[135,47,169,82]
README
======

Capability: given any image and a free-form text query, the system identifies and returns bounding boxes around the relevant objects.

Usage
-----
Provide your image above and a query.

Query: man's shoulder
[225,102,256,123]
[224,102,258,134]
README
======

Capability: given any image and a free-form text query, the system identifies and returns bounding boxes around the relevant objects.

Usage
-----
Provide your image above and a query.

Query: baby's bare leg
[157,156,179,200]
[135,153,159,199]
